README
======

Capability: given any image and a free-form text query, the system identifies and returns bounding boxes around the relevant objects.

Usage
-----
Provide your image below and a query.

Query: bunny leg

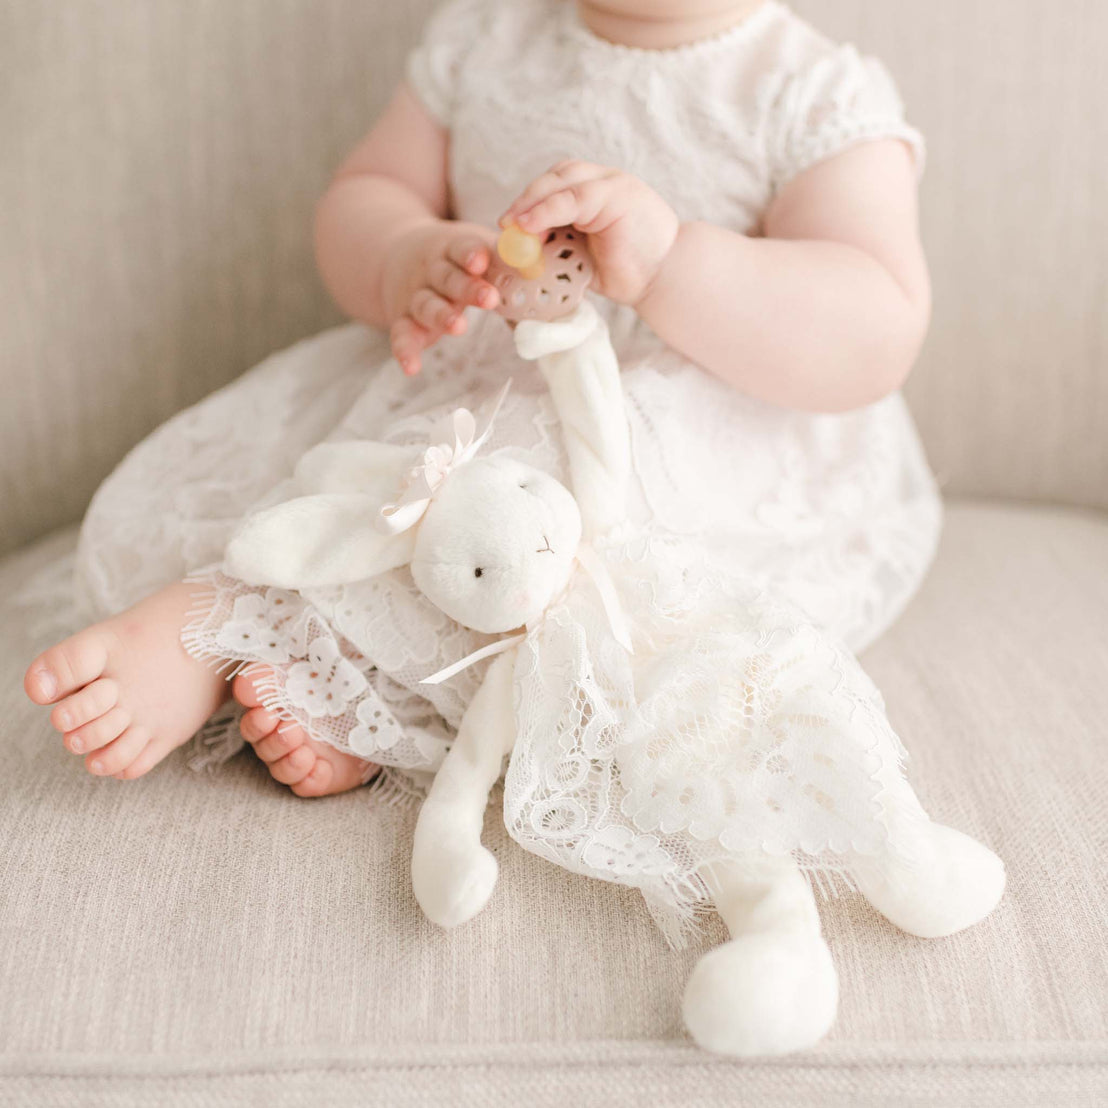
[411,652,517,928]
[682,855,839,1057]
[852,821,1006,939]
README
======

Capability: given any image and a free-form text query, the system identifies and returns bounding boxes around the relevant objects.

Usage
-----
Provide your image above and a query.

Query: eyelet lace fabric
[72,0,942,923]
[505,527,934,942]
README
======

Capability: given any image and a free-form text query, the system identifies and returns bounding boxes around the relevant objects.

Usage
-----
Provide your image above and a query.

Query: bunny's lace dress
[72,0,942,924]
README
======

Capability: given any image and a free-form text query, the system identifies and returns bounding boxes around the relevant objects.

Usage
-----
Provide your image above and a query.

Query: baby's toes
[66,705,130,756]
[290,757,334,798]
[231,667,274,710]
[267,744,317,786]
[25,627,114,705]
[249,721,305,765]
[85,725,150,777]
[50,677,119,735]
[239,705,280,745]
[113,733,181,781]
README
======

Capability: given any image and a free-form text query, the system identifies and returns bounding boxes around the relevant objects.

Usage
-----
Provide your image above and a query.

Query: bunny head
[224,385,581,636]
[410,455,580,632]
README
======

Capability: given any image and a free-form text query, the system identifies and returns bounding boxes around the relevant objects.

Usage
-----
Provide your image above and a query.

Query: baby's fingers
[390,316,434,376]
[411,288,467,337]
[445,235,494,276]
[499,161,609,228]
[515,175,619,235]
[427,257,499,310]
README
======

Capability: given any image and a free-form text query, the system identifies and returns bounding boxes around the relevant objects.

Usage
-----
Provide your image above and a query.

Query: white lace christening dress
[74,0,942,811]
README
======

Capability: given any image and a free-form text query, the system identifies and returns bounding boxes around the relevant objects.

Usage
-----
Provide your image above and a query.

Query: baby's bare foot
[232,668,377,797]
[24,581,230,779]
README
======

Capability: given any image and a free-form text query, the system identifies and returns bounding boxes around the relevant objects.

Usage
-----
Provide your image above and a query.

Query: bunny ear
[224,493,417,589]
[293,440,414,499]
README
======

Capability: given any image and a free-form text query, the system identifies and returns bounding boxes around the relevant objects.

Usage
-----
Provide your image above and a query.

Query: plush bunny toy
[223,239,1005,1059]
[223,297,636,926]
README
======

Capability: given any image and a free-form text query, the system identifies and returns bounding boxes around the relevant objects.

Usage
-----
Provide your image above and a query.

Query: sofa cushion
[3,0,1108,558]
[1,501,1106,1106]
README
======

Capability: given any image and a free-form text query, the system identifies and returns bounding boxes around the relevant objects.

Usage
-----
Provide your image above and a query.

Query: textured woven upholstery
[2,0,1106,1103]
[2,504,1106,1104]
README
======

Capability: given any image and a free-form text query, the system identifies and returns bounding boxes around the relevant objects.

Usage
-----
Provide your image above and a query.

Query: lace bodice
[408,0,925,236]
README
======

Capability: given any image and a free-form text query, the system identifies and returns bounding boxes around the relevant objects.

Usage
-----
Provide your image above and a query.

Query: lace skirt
[503,530,936,943]
[74,313,942,783]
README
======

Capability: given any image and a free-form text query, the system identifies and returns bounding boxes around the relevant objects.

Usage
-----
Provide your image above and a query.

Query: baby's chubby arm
[314,82,501,375]
[500,141,931,412]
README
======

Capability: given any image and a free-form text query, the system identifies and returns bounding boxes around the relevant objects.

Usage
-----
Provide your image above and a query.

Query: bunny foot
[682,930,839,1057]
[854,822,1005,939]
[684,856,838,1056]
[411,839,500,929]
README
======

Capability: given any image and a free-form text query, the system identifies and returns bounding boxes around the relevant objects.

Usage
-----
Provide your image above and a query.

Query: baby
[24,0,937,798]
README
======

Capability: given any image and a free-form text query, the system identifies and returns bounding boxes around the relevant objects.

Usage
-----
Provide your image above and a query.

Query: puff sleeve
[766,43,926,194]
[405,0,491,128]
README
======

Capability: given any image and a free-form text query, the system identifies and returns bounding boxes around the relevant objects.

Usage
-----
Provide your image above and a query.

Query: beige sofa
[2,1,1106,1104]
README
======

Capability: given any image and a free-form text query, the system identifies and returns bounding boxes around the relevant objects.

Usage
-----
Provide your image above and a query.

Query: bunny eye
[474,567,484,578]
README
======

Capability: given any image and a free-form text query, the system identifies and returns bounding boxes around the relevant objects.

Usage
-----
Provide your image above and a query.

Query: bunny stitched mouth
[536,534,555,555]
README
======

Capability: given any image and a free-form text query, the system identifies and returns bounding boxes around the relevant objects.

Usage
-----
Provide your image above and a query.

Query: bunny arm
[514,301,631,538]
[410,649,517,928]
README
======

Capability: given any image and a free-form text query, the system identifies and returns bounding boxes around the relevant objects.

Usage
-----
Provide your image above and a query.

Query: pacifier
[487,224,594,323]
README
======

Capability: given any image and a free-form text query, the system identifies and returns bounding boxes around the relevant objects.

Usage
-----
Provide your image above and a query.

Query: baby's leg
[682,856,838,1057]
[24,583,374,795]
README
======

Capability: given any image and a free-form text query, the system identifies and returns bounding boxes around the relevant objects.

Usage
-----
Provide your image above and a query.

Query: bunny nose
[536,534,554,555]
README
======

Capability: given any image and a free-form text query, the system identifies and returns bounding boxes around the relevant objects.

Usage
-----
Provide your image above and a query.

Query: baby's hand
[382,221,501,376]
[499,162,679,306]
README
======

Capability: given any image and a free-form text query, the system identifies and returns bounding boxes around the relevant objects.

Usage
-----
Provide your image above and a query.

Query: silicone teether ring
[487,227,594,323]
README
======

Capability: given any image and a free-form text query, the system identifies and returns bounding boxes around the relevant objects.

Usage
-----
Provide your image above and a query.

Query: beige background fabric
[2,501,1107,1104]
[4,7,1106,1097]
[1,0,1107,560]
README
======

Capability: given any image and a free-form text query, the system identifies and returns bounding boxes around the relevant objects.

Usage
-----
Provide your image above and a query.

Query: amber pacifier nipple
[497,223,545,280]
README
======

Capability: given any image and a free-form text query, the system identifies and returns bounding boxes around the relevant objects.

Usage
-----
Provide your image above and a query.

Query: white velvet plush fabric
[2,502,1106,1105]
[2,0,1107,557]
